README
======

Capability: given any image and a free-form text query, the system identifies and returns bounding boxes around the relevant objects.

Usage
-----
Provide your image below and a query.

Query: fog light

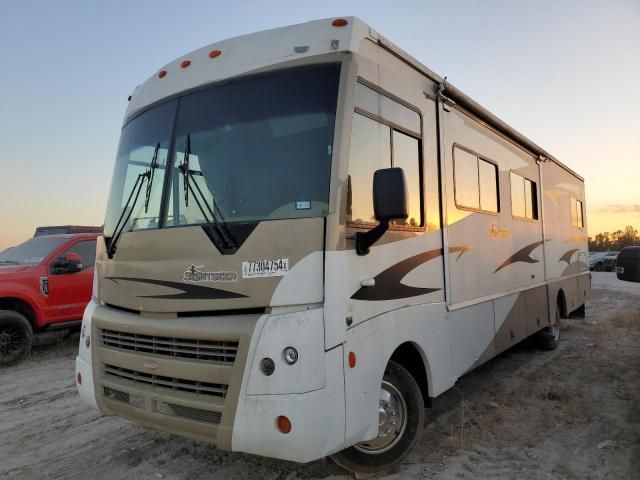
[283,346,298,365]
[260,357,275,376]
[277,415,292,434]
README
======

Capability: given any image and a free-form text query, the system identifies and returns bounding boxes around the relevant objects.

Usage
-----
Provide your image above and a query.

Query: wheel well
[556,290,567,318]
[389,342,431,407]
[0,298,37,327]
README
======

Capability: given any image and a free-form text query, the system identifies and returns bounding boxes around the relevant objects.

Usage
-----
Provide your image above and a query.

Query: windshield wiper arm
[144,143,160,213]
[106,167,151,258]
[177,134,236,251]
[0,260,19,264]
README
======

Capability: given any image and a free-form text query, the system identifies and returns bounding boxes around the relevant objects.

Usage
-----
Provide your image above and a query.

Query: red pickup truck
[0,233,98,365]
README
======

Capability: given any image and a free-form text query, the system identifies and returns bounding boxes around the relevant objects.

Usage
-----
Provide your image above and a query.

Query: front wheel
[330,361,424,475]
[0,310,33,366]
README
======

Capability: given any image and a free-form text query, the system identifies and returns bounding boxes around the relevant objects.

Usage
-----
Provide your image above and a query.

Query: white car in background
[590,251,619,271]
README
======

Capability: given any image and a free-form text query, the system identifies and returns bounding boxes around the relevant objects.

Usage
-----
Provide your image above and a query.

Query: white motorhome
[76,17,589,474]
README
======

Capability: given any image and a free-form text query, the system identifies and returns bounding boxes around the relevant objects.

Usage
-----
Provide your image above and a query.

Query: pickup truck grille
[103,363,228,398]
[100,328,239,363]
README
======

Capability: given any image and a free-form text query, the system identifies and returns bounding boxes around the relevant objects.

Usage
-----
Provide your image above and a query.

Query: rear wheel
[536,303,561,350]
[0,310,33,366]
[330,361,424,475]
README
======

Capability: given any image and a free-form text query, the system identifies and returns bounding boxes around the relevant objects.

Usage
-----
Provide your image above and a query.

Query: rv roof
[124,16,581,182]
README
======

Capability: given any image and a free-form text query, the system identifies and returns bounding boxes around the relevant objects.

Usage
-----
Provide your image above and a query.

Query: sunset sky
[0,0,638,250]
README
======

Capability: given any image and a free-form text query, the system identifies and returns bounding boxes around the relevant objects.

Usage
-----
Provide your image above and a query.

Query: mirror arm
[356,220,389,256]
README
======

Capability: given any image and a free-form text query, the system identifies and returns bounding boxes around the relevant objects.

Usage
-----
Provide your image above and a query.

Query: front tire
[0,310,33,366]
[330,361,424,475]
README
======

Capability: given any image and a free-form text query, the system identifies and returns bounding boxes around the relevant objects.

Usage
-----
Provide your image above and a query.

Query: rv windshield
[104,64,340,235]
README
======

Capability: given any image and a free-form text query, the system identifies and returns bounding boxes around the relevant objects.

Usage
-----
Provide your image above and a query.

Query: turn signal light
[332,18,348,27]
[277,415,292,434]
[76,372,82,385]
[348,351,356,368]
[209,49,222,59]
[158,70,167,78]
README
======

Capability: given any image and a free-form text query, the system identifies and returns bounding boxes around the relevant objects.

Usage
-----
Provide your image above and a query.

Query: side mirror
[356,168,408,255]
[616,247,640,282]
[52,252,83,274]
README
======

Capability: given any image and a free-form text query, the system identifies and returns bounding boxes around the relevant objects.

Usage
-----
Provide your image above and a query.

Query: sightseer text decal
[242,258,289,279]
[183,265,238,283]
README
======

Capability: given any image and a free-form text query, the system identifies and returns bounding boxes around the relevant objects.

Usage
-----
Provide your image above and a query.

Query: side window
[392,131,421,227]
[453,146,499,213]
[348,114,391,224]
[61,240,97,270]
[348,82,422,228]
[571,198,584,229]
[510,172,538,220]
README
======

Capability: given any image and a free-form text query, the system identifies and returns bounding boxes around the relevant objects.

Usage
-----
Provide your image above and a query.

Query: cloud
[598,205,640,214]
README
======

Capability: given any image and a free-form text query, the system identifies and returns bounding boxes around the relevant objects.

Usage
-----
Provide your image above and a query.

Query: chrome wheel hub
[353,380,408,454]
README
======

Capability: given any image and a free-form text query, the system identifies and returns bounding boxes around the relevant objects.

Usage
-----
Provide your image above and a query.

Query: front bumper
[76,302,346,462]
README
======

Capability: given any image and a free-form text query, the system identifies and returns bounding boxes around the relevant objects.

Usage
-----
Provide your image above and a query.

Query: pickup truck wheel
[0,310,33,366]
[330,361,424,475]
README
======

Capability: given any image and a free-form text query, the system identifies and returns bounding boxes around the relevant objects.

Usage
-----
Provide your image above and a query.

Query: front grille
[155,401,222,424]
[100,329,239,363]
[103,386,145,408]
[103,364,228,398]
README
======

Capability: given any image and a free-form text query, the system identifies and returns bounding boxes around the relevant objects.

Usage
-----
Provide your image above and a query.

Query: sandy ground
[1,272,638,480]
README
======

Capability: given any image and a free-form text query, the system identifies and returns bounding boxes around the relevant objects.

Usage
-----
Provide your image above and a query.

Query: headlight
[283,346,298,365]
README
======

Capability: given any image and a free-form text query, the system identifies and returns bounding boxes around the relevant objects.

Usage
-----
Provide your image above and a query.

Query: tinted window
[454,148,480,209]
[454,147,499,214]
[511,172,538,220]
[355,83,420,134]
[347,108,422,227]
[104,100,176,235]
[348,114,391,224]
[571,198,584,228]
[392,131,421,227]
[479,159,499,213]
[167,65,340,226]
[61,240,97,269]
[0,237,67,265]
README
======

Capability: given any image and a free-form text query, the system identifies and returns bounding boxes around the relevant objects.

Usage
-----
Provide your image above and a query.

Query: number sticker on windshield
[242,258,289,279]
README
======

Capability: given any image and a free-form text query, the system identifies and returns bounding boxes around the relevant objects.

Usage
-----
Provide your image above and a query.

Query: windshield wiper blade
[0,260,19,264]
[177,134,236,251]
[106,167,151,258]
[179,134,192,207]
[144,143,160,213]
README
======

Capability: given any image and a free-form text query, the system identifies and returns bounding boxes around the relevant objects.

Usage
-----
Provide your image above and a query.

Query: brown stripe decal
[105,277,247,300]
[351,248,442,301]
[559,248,580,265]
[450,245,473,261]
[494,240,548,273]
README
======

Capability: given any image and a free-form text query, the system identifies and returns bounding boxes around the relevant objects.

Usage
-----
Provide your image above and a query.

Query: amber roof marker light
[180,60,191,68]
[332,18,348,27]
[209,49,222,59]
[158,70,167,78]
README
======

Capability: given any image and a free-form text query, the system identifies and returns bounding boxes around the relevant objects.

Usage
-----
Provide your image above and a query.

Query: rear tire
[536,304,561,350]
[330,361,424,475]
[0,310,33,366]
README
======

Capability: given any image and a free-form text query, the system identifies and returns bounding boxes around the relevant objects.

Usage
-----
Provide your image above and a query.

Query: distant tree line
[588,226,640,252]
